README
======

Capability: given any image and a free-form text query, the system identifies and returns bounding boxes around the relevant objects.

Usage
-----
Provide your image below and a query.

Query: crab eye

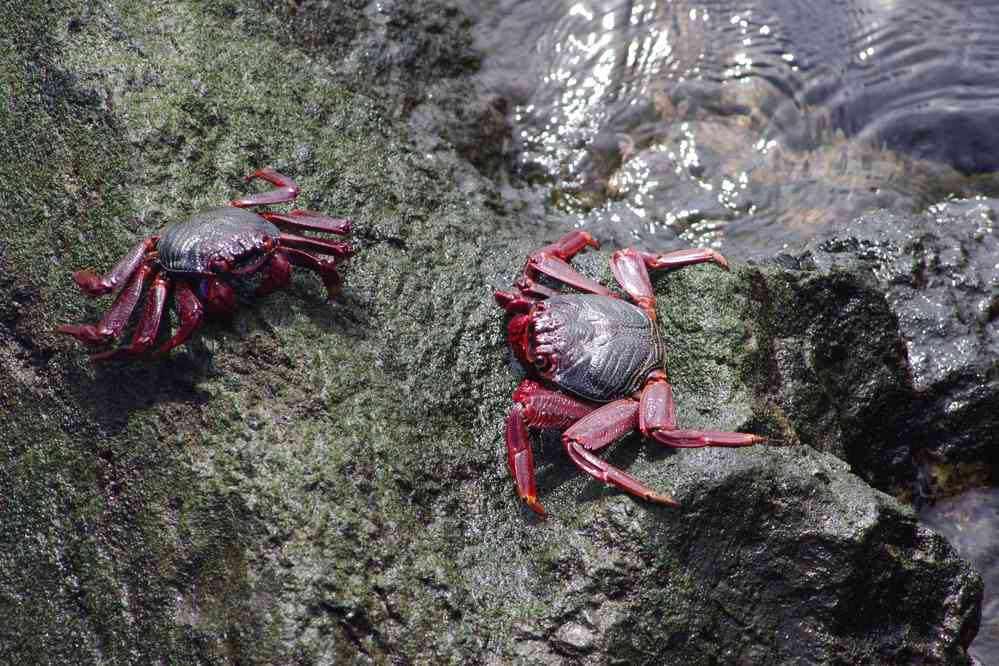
[208,256,229,273]
[534,355,552,372]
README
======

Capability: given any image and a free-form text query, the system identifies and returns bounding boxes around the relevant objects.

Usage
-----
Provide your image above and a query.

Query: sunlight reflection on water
[467,0,999,258]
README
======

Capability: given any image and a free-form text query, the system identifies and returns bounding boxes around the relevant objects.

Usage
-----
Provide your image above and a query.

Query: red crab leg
[638,374,764,448]
[505,380,600,517]
[522,230,613,297]
[563,398,680,506]
[281,247,343,299]
[90,272,169,362]
[261,210,352,235]
[229,168,301,207]
[494,291,535,314]
[515,379,598,428]
[70,237,157,297]
[564,399,640,451]
[56,262,154,346]
[610,248,657,318]
[503,313,533,367]
[496,232,598,309]
[538,229,601,260]
[256,250,292,297]
[279,233,355,260]
[494,277,559,314]
[610,247,731,318]
[514,277,559,300]
[506,406,545,516]
[636,247,729,272]
[152,281,203,358]
[202,277,237,318]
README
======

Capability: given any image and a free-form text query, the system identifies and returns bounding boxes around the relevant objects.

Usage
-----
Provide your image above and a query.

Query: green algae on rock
[0,1,982,664]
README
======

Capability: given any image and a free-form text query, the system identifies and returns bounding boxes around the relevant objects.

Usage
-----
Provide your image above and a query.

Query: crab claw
[494,290,533,313]
[71,269,114,297]
[201,278,237,318]
[55,323,110,346]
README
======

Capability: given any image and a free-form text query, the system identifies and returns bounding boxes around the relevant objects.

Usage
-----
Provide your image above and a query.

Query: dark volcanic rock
[748,201,999,498]
[0,1,983,664]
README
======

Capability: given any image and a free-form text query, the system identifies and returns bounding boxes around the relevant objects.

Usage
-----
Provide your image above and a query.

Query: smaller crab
[495,231,764,516]
[57,168,354,361]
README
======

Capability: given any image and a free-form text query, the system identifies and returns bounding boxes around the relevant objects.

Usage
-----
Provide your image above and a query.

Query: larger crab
[495,231,765,517]
[57,168,354,361]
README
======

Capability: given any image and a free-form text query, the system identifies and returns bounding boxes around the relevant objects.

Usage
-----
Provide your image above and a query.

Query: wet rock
[750,200,999,497]
[260,0,512,179]
[600,446,981,665]
[0,0,983,664]
[552,620,596,656]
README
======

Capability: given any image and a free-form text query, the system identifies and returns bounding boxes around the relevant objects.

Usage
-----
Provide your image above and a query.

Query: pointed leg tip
[732,432,767,446]
[526,497,548,518]
[711,251,731,270]
[649,493,681,508]
[54,324,85,343]
[55,324,106,346]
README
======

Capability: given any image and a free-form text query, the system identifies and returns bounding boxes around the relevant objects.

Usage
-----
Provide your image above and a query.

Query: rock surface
[0,1,982,663]
[754,201,999,498]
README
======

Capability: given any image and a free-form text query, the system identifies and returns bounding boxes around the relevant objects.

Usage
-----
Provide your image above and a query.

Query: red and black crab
[57,168,354,361]
[495,231,765,517]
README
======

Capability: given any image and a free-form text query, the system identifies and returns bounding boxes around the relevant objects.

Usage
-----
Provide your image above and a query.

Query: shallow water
[465,0,999,258]
[921,489,999,664]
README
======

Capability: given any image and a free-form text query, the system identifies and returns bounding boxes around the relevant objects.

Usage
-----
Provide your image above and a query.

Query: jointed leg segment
[70,237,158,297]
[638,372,763,448]
[505,380,600,516]
[56,262,156,346]
[89,271,170,362]
[609,247,730,318]
[504,380,681,515]
[152,281,204,359]
[282,247,344,300]
[229,169,356,282]
[521,230,613,297]
[262,210,352,235]
[230,168,301,207]
[563,398,680,507]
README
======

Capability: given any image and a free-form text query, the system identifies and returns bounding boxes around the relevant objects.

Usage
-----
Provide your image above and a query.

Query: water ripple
[467,0,999,256]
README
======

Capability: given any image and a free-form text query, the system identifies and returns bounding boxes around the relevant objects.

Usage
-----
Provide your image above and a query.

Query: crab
[57,168,354,361]
[495,231,765,516]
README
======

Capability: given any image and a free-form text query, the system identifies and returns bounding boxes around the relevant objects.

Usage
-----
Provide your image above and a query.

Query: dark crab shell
[532,293,664,403]
[157,206,280,274]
